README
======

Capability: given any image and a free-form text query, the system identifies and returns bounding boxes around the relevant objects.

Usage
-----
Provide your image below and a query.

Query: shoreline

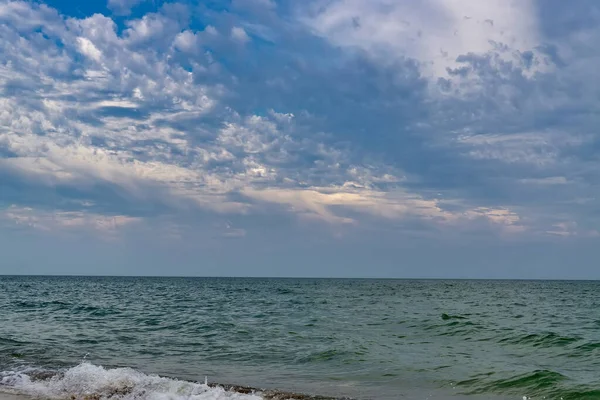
[0,380,350,400]
[207,383,349,399]
[0,393,30,400]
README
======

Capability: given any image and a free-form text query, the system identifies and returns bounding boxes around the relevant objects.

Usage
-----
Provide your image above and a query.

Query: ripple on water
[0,277,599,400]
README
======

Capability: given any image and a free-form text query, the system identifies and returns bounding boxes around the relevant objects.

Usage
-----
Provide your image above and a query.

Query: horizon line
[0,274,598,281]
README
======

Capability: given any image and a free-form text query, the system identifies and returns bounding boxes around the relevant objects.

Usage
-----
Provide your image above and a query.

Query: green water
[0,277,599,399]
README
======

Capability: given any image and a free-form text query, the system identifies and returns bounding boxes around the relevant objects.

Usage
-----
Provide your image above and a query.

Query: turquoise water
[0,277,599,400]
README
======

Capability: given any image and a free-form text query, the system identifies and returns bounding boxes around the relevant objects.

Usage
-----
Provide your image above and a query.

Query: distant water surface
[0,277,599,400]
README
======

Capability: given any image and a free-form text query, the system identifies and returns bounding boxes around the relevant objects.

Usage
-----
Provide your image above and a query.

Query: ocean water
[0,277,599,400]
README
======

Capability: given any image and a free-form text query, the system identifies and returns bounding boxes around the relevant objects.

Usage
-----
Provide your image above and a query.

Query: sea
[0,276,598,400]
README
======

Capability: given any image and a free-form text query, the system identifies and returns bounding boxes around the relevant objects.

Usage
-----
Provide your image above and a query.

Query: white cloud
[76,37,103,62]
[462,207,525,234]
[173,30,200,53]
[546,221,600,238]
[124,11,184,45]
[455,131,587,166]
[2,205,140,233]
[218,116,287,155]
[303,0,541,78]
[243,186,524,234]
[231,26,250,43]
[96,99,139,108]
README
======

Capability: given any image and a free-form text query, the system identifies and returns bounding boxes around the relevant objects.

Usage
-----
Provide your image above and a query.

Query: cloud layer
[0,0,599,276]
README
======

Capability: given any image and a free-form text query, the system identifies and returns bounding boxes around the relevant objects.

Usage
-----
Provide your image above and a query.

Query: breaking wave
[0,363,267,400]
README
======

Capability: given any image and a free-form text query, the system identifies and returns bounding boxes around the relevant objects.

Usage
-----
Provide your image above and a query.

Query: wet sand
[0,393,30,400]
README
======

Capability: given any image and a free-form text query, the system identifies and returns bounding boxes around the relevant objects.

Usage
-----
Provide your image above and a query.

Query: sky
[0,0,599,278]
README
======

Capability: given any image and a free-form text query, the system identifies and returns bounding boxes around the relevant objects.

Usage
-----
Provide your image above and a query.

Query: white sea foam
[0,363,264,400]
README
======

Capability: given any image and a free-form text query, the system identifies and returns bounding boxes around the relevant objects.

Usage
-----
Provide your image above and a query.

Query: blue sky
[1,0,599,278]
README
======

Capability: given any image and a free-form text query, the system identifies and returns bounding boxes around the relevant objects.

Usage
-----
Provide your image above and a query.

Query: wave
[13,300,120,317]
[420,315,482,338]
[1,362,598,400]
[0,338,28,346]
[0,363,342,400]
[440,313,467,321]
[457,369,600,400]
[0,363,262,400]
[498,332,580,348]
